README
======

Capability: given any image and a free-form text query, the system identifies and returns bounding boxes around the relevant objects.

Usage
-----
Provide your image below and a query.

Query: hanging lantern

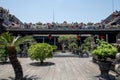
[77,34,80,40]
[48,34,52,39]
[99,34,104,39]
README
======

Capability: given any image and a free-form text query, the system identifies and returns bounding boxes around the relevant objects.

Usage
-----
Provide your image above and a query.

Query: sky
[0,0,120,23]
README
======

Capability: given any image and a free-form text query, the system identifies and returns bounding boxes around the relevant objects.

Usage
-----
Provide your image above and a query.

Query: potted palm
[92,39,118,80]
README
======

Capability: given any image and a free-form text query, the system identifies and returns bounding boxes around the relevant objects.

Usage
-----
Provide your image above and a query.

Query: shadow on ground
[0,61,11,65]
[1,75,40,80]
[95,74,116,80]
[29,62,55,67]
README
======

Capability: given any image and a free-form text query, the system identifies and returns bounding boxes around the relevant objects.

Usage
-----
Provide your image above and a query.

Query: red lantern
[48,34,52,39]
[99,35,104,39]
[77,35,80,40]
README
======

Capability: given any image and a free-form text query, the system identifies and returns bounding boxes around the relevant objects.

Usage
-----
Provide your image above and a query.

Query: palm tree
[0,32,23,80]
[0,32,36,80]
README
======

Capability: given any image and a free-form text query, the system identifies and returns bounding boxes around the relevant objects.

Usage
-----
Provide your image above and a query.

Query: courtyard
[0,51,105,80]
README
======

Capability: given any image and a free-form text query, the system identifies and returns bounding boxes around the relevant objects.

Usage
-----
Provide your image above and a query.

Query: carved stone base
[98,61,112,80]
[116,76,120,80]
[115,64,120,80]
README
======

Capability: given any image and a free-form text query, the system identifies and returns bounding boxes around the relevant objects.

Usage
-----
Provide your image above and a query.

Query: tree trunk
[40,60,44,64]
[61,43,65,53]
[7,46,23,80]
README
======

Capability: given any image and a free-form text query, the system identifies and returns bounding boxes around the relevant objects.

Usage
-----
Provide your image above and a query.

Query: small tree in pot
[58,35,77,53]
[68,42,78,53]
[92,39,117,80]
[58,35,68,53]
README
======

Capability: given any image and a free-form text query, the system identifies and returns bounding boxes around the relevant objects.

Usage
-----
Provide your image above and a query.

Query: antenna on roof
[112,0,115,12]
[53,9,55,22]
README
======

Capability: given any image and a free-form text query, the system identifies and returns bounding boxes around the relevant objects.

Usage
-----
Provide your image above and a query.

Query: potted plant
[92,39,118,80]
[58,35,77,53]
[68,42,78,52]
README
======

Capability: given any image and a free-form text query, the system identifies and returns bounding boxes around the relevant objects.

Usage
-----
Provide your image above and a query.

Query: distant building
[101,11,120,28]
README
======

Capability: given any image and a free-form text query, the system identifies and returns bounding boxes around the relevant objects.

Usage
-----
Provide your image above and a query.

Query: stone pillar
[115,53,120,80]
[106,34,108,42]
[43,36,45,43]
[54,37,56,45]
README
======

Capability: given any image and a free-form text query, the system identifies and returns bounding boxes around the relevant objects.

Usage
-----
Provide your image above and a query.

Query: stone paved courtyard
[0,51,115,80]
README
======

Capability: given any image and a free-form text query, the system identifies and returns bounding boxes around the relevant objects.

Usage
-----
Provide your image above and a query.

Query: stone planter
[98,61,112,80]
[62,50,66,53]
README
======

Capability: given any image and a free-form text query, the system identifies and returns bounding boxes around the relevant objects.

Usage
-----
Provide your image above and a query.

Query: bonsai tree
[58,35,77,52]
[92,39,117,61]
[80,37,92,56]
[68,42,78,52]
[17,36,36,57]
[58,35,68,52]
[67,35,77,44]
[92,39,118,80]
[81,37,92,51]
[28,43,53,64]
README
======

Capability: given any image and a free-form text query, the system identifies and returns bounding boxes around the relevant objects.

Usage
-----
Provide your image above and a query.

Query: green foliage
[58,35,77,51]
[68,42,78,51]
[0,45,8,62]
[52,45,57,51]
[0,32,29,79]
[28,43,53,64]
[0,32,36,60]
[0,32,15,46]
[0,32,17,62]
[80,37,92,53]
[67,35,77,44]
[15,35,36,46]
[0,32,22,61]
[92,40,118,60]
[58,35,68,43]
[58,35,77,44]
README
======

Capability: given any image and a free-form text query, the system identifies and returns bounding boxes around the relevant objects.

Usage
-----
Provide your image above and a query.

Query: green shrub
[0,45,8,62]
[92,40,118,60]
[80,36,92,53]
[28,43,53,64]
[68,42,78,51]
[58,35,77,52]
[52,45,57,51]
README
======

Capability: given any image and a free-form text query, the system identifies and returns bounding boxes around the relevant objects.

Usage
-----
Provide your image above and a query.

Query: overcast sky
[0,0,120,23]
